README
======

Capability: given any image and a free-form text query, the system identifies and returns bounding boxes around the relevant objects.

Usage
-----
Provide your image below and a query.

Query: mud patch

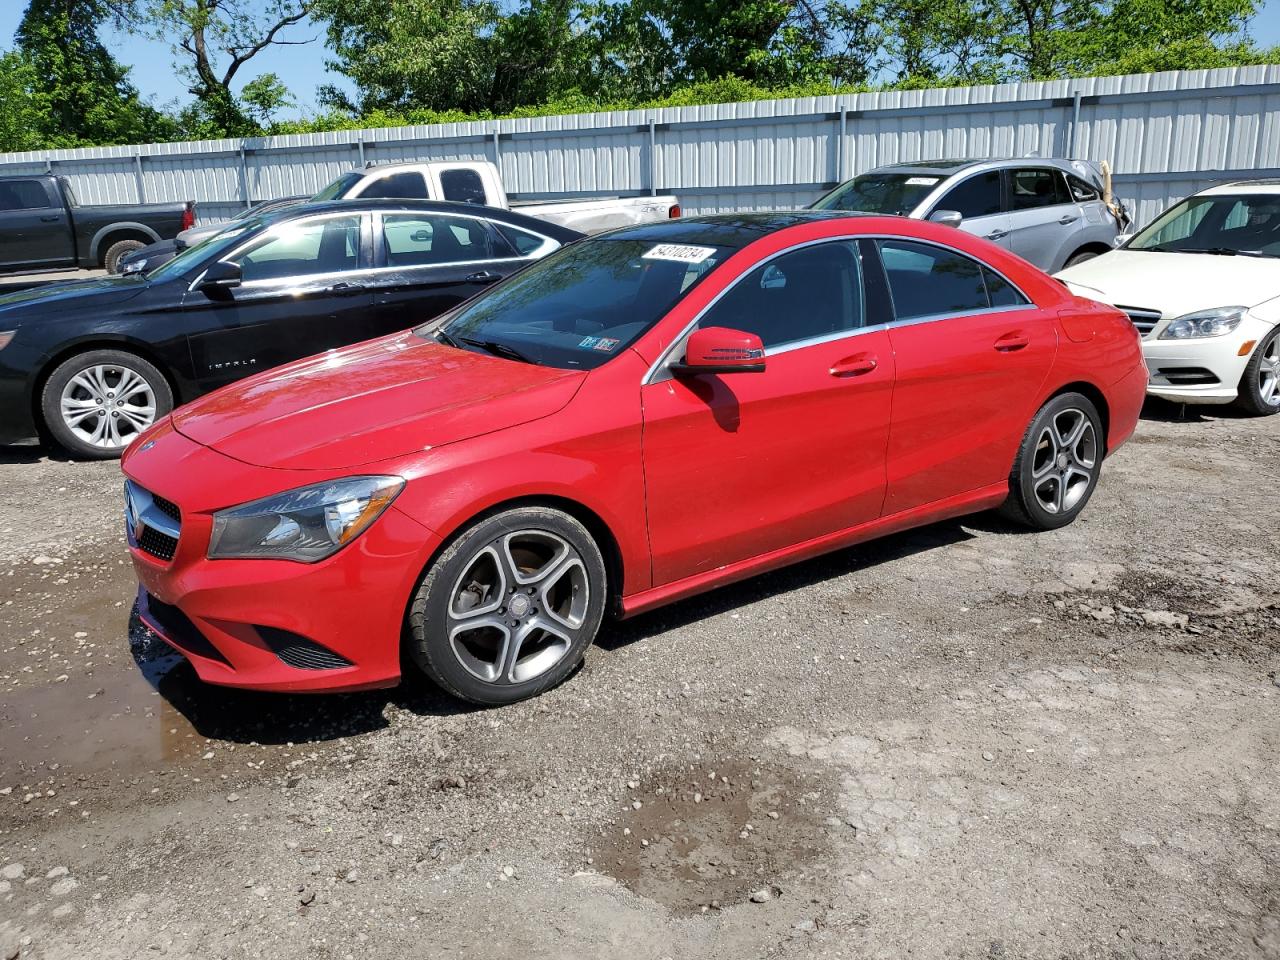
[593,759,831,915]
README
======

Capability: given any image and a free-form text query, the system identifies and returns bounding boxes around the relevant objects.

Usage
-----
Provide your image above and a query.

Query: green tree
[0,49,51,152]
[239,71,294,127]
[16,0,172,146]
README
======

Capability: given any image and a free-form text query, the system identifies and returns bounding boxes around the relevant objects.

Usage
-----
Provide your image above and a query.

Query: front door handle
[1058,214,1079,225]
[985,229,1008,241]
[830,353,878,377]
[994,332,1030,352]
[327,281,366,295]
[465,271,501,283]
[40,214,60,222]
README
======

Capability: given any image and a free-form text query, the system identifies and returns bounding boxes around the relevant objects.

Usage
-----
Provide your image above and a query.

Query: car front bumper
[1141,315,1272,404]
[124,422,439,692]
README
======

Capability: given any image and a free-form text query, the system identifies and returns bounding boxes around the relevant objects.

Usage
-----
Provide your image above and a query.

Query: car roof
[1201,179,1280,196]
[605,211,874,248]
[865,157,1086,178]
[263,197,585,241]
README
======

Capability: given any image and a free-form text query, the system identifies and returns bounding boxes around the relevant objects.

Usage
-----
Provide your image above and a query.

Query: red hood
[171,332,585,470]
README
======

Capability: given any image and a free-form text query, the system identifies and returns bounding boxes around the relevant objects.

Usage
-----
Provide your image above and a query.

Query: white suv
[1057,180,1280,415]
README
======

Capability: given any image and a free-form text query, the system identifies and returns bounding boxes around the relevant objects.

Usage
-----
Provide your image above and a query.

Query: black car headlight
[208,476,405,562]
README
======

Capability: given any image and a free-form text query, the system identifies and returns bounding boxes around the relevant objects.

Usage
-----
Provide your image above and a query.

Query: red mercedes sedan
[122,212,1147,705]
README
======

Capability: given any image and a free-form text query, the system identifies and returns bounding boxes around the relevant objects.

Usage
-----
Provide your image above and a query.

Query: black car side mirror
[198,260,242,297]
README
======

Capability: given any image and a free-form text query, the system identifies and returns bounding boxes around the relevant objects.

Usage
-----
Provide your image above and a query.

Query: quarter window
[1010,169,1070,209]
[360,171,429,199]
[936,171,1001,219]
[232,215,361,282]
[382,214,499,266]
[496,223,552,257]
[697,241,865,349]
[878,239,1025,320]
[1066,174,1100,203]
[440,169,488,205]
[0,179,50,211]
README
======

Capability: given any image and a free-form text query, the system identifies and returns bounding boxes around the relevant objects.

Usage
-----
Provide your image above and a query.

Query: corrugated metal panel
[2,67,1278,227]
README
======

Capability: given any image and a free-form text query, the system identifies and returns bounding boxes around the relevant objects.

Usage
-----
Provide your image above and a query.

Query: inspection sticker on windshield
[905,176,940,186]
[642,243,716,264]
[577,336,619,352]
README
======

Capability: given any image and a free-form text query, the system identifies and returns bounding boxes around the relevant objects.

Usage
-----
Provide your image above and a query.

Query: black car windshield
[143,220,262,281]
[811,173,942,215]
[423,238,732,369]
[1127,193,1280,257]
[312,172,363,202]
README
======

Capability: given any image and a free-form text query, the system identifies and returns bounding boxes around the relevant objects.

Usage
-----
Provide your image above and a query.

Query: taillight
[668,204,681,219]
[181,202,196,231]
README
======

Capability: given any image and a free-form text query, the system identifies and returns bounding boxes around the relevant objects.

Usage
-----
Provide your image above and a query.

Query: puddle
[593,759,831,915]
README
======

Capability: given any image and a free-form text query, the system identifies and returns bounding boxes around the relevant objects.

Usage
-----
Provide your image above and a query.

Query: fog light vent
[256,627,352,671]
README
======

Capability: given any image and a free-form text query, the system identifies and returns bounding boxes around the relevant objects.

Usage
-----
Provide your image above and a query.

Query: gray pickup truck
[0,175,195,275]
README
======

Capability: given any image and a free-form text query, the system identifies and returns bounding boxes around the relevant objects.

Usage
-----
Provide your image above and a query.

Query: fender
[89,222,162,262]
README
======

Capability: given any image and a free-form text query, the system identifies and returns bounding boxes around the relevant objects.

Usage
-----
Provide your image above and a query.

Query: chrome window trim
[187,210,367,293]
[641,233,1035,385]
[373,209,559,267]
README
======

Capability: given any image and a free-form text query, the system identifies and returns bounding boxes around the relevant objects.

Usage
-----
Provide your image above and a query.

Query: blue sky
[1,3,1278,120]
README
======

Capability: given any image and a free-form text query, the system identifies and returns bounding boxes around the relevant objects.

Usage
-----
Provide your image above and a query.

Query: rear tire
[1234,327,1280,416]
[1063,249,1101,268]
[407,506,607,706]
[999,392,1103,530]
[103,239,146,274]
[40,349,172,460]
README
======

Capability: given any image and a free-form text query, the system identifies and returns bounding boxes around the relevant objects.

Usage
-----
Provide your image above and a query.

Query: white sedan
[1057,181,1280,415]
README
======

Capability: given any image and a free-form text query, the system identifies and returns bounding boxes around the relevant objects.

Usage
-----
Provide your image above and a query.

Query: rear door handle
[1058,215,1079,225]
[326,281,366,295]
[994,332,1030,352]
[465,271,501,283]
[830,353,878,377]
[985,230,1008,241]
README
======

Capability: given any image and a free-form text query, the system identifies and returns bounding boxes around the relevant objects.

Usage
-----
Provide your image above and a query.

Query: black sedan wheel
[40,349,173,460]
[408,506,607,705]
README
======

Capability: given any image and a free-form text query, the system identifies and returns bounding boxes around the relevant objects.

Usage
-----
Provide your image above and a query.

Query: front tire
[40,349,172,460]
[999,392,1103,530]
[407,507,607,706]
[1063,249,1101,268]
[1235,327,1280,416]
[103,239,146,274]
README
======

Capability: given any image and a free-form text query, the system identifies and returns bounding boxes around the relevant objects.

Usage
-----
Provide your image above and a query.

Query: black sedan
[0,199,581,458]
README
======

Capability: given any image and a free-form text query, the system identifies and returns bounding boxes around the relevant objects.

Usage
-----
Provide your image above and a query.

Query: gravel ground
[1,401,1278,960]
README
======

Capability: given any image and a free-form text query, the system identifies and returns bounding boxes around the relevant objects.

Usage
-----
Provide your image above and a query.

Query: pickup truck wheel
[103,239,146,274]
[40,349,172,460]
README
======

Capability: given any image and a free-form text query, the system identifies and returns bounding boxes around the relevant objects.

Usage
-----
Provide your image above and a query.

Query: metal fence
[1,65,1278,227]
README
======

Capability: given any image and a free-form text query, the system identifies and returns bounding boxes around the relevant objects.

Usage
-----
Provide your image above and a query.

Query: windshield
[143,221,261,282]
[811,173,942,215]
[424,238,732,370]
[312,172,362,202]
[1128,193,1280,257]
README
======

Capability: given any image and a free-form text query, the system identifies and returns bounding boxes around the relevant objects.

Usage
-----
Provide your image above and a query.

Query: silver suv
[811,158,1128,272]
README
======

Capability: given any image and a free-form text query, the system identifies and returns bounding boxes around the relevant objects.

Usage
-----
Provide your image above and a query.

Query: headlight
[120,259,146,275]
[208,476,404,562]
[1159,306,1247,340]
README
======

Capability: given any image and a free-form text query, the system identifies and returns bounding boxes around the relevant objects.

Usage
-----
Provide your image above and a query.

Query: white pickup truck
[311,160,681,235]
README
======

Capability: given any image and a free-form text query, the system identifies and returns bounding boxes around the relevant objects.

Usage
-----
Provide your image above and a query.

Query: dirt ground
[1,399,1277,960]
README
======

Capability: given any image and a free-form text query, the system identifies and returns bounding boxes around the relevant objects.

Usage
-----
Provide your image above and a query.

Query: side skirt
[619,482,1009,618]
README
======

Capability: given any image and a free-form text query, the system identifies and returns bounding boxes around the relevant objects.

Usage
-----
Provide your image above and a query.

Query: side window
[382,214,498,266]
[496,223,553,257]
[0,180,51,211]
[936,171,1001,219]
[233,215,361,282]
[982,267,1029,308]
[697,241,864,350]
[1066,174,1100,203]
[1010,169,1069,210]
[360,171,429,199]
[439,169,488,205]
[878,239,991,320]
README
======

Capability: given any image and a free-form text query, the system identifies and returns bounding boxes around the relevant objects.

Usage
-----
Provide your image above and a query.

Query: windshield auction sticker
[905,177,941,186]
[642,244,717,264]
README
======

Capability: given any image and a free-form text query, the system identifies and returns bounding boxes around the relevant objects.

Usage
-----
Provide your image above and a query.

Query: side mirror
[198,260,242,296]
[928,209,963,228]
[671,326,766,376]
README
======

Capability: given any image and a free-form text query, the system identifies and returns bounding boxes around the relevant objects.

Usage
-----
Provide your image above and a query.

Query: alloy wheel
[1257,335,1280,407]
[59,363,158,450]
[1030,407,1097,515]
[446,530,590,685]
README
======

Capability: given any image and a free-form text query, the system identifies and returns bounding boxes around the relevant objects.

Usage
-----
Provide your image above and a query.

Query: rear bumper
[1106,361,1148,453]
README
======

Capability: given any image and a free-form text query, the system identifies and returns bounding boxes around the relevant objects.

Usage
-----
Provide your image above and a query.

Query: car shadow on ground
[1139,396,1252,423]
[128,518,987,747]
[0,442,57,465]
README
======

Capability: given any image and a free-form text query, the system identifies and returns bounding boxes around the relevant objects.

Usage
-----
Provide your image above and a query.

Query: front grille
[257,626,353,671]
[138,525,179,561]
[144,593,230,665]
[1118,305,1161,337]
[125,480,182,563]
